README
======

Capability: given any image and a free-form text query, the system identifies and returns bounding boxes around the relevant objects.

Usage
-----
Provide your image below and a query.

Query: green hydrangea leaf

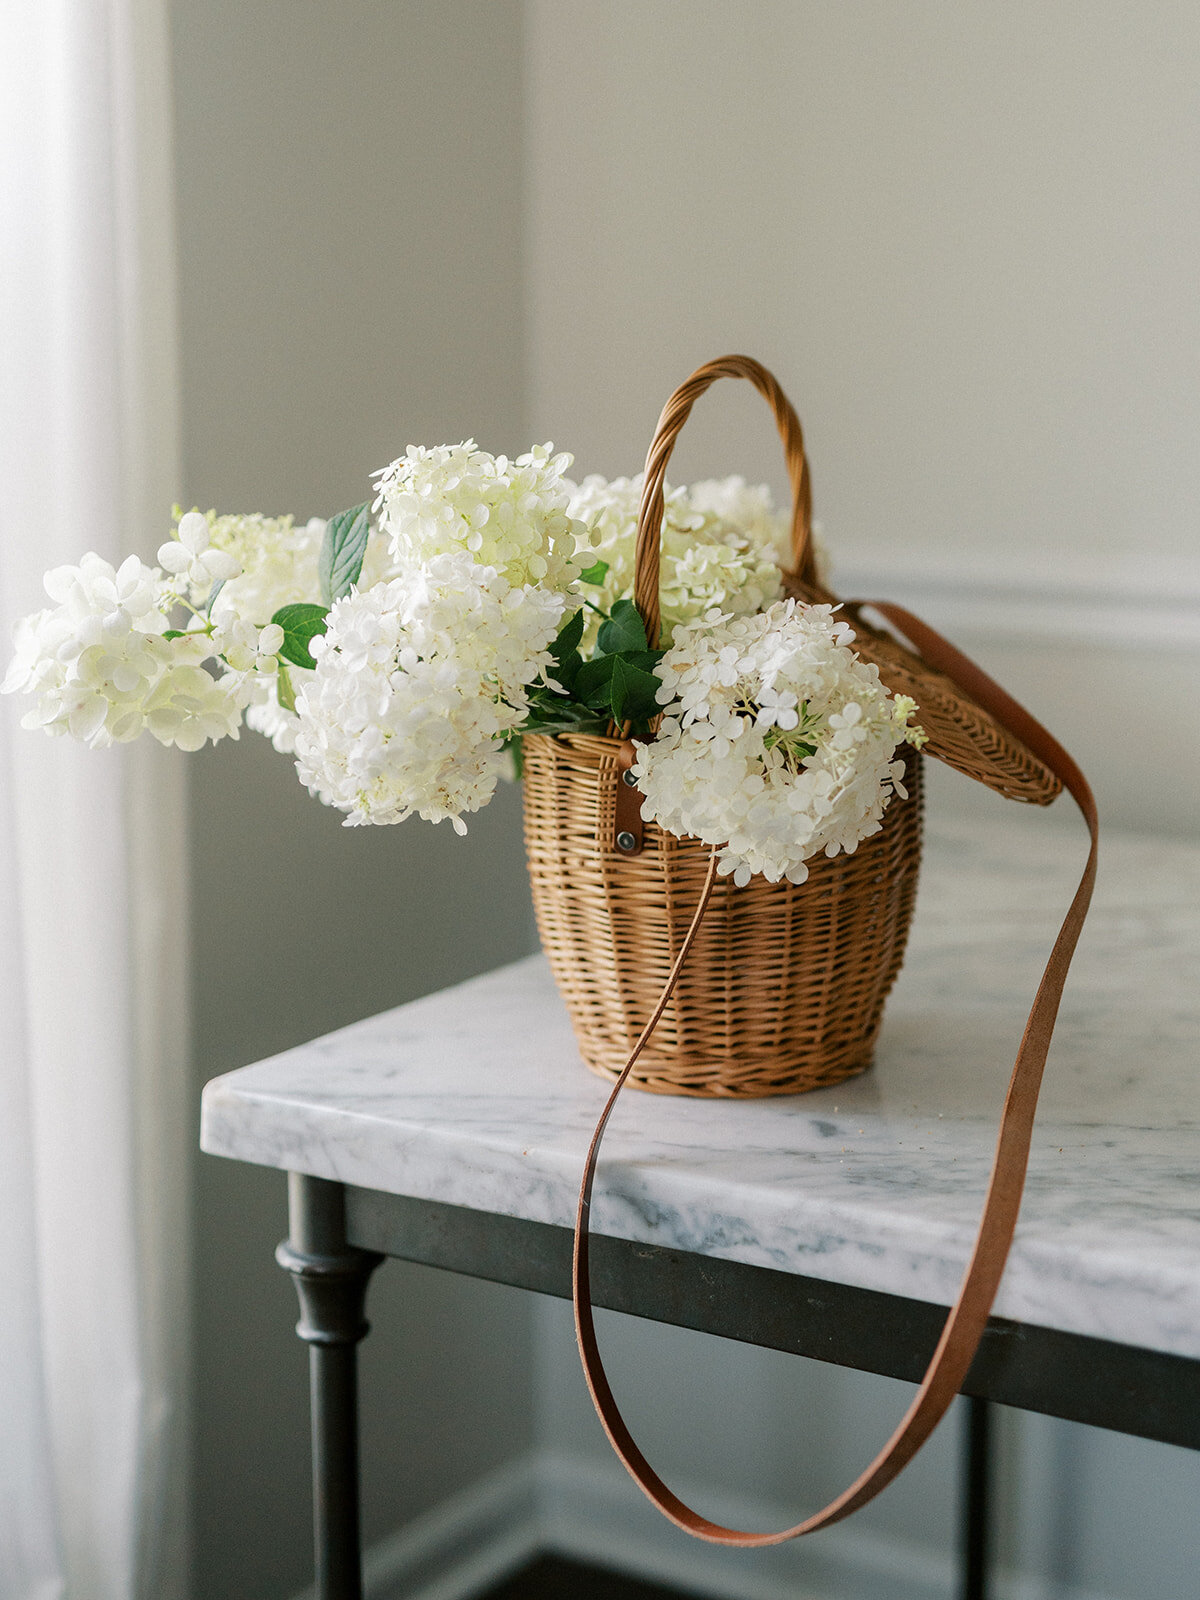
[625,649,666,675]
[609,655,662,727]
[574,653,618,707]
[318,502,370,605]
[596,598,647,656]
[552,608,585,656]
[548,608,585,691]
[271,602,329,671]
[578,558,609,586]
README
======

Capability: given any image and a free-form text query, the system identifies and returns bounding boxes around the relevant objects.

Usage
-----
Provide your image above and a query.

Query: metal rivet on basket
[616,831,637,853]
[621,769,638,787]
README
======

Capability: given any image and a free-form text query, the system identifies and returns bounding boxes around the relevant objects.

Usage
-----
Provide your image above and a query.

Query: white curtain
[0,2,189,1597]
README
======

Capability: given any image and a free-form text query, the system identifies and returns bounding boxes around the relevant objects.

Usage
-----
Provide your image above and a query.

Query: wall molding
[297,1449,1122,1600]
[830,555,1200,650]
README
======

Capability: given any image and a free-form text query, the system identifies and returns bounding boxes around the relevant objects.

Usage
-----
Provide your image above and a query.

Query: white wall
[171,5,538,1597]
[524,5,1200,1599]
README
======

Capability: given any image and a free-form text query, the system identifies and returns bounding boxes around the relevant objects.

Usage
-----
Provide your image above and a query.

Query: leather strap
[572,605,1098,1545]
[612,740,647,855]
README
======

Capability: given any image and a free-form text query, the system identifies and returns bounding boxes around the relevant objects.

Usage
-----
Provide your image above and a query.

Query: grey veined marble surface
[201,811,1200,1359]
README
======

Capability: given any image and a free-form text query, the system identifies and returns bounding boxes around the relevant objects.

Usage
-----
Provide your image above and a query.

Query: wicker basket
[524,734,922,1096]
[523,355,1058,1097]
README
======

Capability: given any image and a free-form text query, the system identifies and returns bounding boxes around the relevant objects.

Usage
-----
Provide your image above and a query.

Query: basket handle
[633,354,815,648]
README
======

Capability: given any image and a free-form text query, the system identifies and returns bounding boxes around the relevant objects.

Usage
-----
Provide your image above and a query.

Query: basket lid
[784,573,1062,805]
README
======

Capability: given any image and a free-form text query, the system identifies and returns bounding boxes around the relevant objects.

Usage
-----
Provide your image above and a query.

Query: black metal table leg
[277,1173,383,1600]
[959,1395,993,1600]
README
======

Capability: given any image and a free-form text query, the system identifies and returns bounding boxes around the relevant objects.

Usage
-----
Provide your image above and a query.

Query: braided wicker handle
[633,355,815,647]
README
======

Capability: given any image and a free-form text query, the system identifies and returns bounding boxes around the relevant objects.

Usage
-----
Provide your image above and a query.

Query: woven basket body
[524,733,923,1097]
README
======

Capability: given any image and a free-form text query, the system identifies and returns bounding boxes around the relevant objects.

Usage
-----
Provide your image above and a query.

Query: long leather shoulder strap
[572,604,1099,1546]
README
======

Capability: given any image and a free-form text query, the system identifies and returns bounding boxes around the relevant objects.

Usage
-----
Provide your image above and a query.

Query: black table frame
[277,1172,1200,1600]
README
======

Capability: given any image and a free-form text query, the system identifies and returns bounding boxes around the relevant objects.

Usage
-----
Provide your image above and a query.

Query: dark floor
[477,1552,715,1600]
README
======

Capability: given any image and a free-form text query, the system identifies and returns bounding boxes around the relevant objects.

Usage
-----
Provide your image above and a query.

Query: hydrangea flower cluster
[374,442,583,594]
[293,552,566,829]
[158,507,383,756]
[4,443,587,800]
[225,507,327,751]
[184,507,397,621]
[632,599,925,888]
[5,432,917,880]
[1,552,256,751]
[565,474,788,649]
[688,475,836,580]
[187,509,323,616]
[287,442,585,827]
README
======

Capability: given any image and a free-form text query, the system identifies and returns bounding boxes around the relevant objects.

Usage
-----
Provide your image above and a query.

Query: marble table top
[201,811,1200,1361]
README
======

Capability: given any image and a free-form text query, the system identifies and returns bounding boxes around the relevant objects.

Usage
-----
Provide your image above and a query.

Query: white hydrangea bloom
[201,510,323,619]
[687,475,830,582]
[175,510,389,619]
[201,511,322,754]
[158,510,241,595]
[210,615,283,675]
[685,476,793,568]
[170,507,396,753]
[566,474,785,649]
[374,441,583,595]
[632,599,925,888]
[245,677,307,754]
[2,552,250,751]
[293,551,566,830]
[139,647,251,753]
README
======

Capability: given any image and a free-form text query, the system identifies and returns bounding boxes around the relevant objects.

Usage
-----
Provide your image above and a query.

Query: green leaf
[548,608,585,691]
[551,652,583,693]
[318,502,371,605]
[574,653,618,707]
[523,683,593,725]
[626,648,666,675]
[275,659,296,712]
[578,558,609,586]
[596,598,647,655]
[271,602,329,670]
[162,629,187,640]
[205,577,226,616]
[551,608,585,658]
[609,655,662,727]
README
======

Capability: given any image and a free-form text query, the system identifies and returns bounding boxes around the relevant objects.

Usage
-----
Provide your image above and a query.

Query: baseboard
[291,1459,539,1600]
[535,1450,945,1600]
[301,1449,1122,1600]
